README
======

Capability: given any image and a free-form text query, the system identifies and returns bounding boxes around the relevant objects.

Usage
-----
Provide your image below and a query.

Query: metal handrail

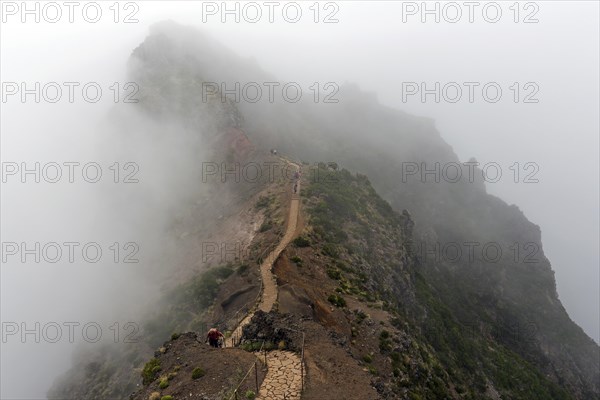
[228,341,266,400]
[300,332,306,392]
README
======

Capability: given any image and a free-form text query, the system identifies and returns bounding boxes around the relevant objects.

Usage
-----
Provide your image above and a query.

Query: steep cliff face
[49,21,599,399]
[295,166,579,399]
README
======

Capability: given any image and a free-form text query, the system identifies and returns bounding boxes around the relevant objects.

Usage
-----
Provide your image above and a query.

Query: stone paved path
[256,350,303,400]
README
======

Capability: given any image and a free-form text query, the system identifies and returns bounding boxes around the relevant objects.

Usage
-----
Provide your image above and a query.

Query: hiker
[293,182,298,194]
[206,328,224,348]
[270,148,278,156]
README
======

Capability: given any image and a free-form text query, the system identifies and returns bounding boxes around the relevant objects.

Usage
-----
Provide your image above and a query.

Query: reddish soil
[272,229,381,400]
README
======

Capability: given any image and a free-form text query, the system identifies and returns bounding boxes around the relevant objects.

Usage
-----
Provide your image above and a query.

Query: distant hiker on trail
[293,171,300,180]
[206,328,224,348]
[293,182,298,194]
[270,148,278,156]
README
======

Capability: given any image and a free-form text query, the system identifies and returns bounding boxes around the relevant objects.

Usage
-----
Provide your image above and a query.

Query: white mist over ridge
[1,19,219,398]
[1,2,598,399]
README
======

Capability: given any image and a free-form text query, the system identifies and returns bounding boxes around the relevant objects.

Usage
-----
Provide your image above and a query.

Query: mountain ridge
[48,21,599,400]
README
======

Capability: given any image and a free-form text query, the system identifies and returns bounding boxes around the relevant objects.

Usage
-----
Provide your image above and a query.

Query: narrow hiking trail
[226,158,304,400]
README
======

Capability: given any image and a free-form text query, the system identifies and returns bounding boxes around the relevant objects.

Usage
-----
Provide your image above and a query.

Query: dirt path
[225,159,304,399]
[258,182,300,313]
[227,162,301,346]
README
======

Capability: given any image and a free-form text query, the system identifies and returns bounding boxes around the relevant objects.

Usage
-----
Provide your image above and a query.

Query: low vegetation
[158,378,169,389]
[303,165,574,399]
[293,236,310,247]
[327,293,347,308]
[191,367,205,380]
[141,358,161,385]
[290,255,303,266]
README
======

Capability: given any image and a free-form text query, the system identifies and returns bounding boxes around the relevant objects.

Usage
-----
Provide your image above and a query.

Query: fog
[1,1,598,399]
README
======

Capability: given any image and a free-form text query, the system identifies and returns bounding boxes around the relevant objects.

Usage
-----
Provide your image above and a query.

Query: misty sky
[1,1,598,399]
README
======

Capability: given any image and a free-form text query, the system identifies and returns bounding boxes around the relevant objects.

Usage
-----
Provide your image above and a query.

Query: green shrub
[241,341,263,352]
[255,196,271,209]
[379,338,393,353]
[355,310,367,323]
[335,260,351,271]
[259,221,272,232]
[245,390,256,399]
[328,294,347,308]
[322,243,339,258]
[170,332,180,340]
[141,358,161,385]
[191,367,205,379]
[237,264,249,275]
[158,378,169,389]
[362,354,373,363]
[293,236,310,247]
[290,256,303,265]
[326,267,341,280]
[408,392,423,400]
[161,396,173,400]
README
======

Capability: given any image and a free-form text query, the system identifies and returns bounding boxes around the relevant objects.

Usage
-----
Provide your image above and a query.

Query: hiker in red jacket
[206,328,224,348]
